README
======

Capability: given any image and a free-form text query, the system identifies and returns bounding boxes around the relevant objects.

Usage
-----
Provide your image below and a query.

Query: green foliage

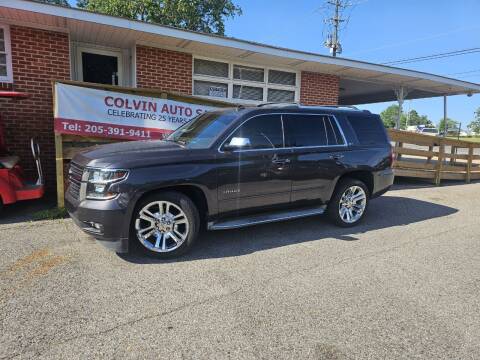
[34,0,70,6]
[467,108,480,134]
[405,109,433,127]
[438,117,458,133]
[380,105,432,129]
[380,105,403,129]
[77,0,242,35]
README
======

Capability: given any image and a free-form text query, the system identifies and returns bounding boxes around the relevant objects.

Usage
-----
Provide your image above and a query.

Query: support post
[55,133,65,208]
[466,145,474,183]
[394,87,408,130]
[435,141,445,186]
[443,95,448,137]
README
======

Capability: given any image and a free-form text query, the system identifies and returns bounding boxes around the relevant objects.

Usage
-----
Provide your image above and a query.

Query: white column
[394,87,408,130]
[443,95,447,137]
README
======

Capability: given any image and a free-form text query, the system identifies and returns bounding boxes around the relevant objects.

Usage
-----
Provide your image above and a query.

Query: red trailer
[0,91,44,211]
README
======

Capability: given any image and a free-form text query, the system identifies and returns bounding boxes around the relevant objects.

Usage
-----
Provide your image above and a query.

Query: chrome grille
[68,162,84,200]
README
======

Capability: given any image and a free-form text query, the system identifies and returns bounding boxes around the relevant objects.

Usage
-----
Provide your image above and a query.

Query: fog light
[83,221,104,233]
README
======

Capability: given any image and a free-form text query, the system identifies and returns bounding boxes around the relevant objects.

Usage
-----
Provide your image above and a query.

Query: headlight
[85,168,128,200]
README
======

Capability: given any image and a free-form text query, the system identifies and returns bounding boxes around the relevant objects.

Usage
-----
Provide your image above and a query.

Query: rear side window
[325,117,345,145]
[346,114,388,145]
[226,114,283,149]
[283,114,327,147]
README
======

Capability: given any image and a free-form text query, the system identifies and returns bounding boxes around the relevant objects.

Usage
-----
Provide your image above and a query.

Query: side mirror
[223,137,251,151]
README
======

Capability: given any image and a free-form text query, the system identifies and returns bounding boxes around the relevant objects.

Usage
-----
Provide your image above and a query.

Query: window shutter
[268,70,296,86]
[194,59,229,78]
[267,89,295,102]
[233,65,264,82]
[193,80,228,98]
[233,85,264,101]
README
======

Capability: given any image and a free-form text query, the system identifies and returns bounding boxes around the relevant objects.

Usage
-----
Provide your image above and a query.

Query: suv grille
[68,162,84,200]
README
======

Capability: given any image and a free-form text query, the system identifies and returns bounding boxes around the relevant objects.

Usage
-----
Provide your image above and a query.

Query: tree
[380,105,405,129]
[438,117,458,133]
[35,0,70,6]
[76,0,242,35]
[405,109,433,127]
[380,105,433,129]
[468,108,480,135]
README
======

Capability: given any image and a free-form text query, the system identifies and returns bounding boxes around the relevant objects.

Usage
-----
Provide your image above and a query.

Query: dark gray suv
[66,104,394,258]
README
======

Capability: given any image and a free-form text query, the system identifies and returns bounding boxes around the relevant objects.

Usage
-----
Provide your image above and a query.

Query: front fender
[114,163,218,238]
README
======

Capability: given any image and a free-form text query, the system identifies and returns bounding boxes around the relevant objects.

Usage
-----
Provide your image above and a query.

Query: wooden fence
[388,129,480,185]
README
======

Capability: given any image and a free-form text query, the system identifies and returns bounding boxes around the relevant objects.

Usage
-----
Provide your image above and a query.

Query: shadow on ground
[119,195,458,264]
[392,177,480,191]
[0,196,57,225]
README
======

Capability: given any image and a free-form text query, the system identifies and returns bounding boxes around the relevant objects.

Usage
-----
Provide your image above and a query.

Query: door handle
[272,158,291,165]
[329,154,344,160]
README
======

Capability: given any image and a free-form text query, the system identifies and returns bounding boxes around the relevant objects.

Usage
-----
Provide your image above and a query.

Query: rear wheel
[327,178,369,227]
[131,191,200,258]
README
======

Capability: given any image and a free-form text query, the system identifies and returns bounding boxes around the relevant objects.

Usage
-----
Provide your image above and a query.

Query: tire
[130,191,200,259]
[327,178,369,227]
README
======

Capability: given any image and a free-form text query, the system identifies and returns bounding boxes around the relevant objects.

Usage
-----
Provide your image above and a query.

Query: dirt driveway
[1,181,479,359]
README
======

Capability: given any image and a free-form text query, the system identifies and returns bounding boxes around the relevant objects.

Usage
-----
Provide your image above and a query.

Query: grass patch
[31,207,69,221]
[448,136,480,143]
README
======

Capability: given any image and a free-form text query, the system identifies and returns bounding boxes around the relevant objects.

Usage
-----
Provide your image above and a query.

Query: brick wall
[0,25,70,193]
[300,71,339,106]
[136,45,192,94]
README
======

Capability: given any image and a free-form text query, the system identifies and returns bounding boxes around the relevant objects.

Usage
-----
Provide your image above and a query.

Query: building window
[0,24,13,83]
[192,57,298,103]
[194,59,229,78]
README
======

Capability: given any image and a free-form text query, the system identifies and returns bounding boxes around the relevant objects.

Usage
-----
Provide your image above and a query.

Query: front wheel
[130,191,200,258]
[327,178,369,227]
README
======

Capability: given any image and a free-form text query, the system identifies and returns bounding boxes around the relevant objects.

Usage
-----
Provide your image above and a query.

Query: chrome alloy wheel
[338,185,367,224]
[135,201,190,253]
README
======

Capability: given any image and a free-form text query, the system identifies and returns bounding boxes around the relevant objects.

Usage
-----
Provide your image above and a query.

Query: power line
[349,25,480,56]
[381,47,480,65]
[446,68,480,76]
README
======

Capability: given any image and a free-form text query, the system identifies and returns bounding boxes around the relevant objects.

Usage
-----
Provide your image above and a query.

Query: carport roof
[2,0,480,105]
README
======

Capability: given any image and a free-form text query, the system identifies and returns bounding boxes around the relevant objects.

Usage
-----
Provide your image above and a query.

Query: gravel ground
[1,182,479,359]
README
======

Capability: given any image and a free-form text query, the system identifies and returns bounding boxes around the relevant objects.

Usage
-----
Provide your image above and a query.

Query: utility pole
[324,0,348,57]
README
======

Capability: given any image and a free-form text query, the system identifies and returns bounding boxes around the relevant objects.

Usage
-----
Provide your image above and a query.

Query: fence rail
[388,129,480,185]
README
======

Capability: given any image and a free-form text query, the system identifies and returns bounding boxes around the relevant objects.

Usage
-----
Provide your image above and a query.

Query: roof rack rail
[257,102,300,108]
[255,103,370,113]
[315,105,360,110]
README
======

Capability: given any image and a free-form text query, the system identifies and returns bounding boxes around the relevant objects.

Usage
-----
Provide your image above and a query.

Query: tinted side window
[226,114,283,149]
[325,117,345,145]
[346,114,388,145]
[284,114,327,147]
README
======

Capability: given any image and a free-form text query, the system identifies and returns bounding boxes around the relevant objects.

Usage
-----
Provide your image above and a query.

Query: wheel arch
[131,184,210,223]
[334,170,374,196]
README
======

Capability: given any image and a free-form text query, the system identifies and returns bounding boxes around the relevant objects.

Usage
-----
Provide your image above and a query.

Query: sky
[221,0,480,128]
[67,0,480,127]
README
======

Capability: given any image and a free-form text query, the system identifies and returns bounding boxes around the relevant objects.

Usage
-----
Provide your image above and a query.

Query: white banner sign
[54,83,217,140]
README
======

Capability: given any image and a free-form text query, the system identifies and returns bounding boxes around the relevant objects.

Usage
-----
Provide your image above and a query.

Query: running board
[208,205,327,230]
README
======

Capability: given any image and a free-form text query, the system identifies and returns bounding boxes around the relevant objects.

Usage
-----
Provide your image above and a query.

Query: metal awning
[1,0,480,104]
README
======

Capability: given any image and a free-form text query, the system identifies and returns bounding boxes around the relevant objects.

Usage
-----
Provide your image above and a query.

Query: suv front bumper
[65,191,130,253]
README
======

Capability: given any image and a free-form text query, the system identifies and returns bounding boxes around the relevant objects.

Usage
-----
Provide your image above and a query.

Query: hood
[72,140,200,169]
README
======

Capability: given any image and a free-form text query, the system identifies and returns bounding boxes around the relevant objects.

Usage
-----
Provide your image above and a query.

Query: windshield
[166,111,238,149]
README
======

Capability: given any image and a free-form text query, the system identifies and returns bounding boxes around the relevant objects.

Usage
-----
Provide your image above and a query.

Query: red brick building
[1,1,479,193]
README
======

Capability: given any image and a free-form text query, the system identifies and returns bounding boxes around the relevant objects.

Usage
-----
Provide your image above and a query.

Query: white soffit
[1,0,480,104]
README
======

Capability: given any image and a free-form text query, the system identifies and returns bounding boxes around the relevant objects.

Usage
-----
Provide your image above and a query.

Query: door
[77,48,123,85]
[217,114,293,215]
[283,114,347,203]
